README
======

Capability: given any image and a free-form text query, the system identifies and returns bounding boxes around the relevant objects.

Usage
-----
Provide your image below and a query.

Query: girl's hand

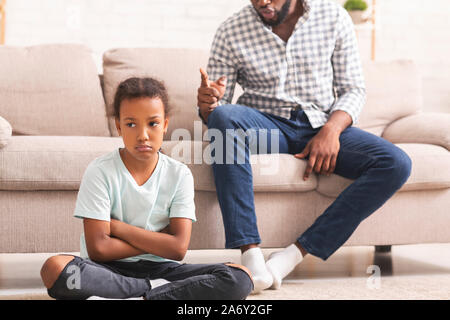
[111,219,171,237]
[109,218,123,237]
[109,218,192,261]
[83,218,145,262]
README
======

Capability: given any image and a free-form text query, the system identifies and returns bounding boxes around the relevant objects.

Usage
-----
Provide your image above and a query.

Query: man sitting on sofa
[197,0,412,293]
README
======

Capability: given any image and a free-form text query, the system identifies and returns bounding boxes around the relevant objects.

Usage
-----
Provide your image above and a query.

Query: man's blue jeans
[207,104,412,260]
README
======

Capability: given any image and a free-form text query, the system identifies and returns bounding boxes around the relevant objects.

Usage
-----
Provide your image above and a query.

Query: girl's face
[115,97,169,163]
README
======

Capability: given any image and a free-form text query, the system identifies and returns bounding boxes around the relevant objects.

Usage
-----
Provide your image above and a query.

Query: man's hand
[294,110,352,180]
[294,126,340,180]
[197,68,227,122]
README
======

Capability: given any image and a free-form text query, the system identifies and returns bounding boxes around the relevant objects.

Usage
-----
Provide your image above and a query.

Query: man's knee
[398,151,412,181]
[386,147,412,186]
[40,255,75,289]
[207,104,242,130]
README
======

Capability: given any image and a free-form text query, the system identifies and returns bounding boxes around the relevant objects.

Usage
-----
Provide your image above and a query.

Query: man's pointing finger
[200,68,209,88]
[216,75,227,86]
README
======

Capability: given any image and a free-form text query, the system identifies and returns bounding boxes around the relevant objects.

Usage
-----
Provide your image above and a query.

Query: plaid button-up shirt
[206,0,366,128]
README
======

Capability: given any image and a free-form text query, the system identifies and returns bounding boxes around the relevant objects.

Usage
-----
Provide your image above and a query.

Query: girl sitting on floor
[40,77,253,300]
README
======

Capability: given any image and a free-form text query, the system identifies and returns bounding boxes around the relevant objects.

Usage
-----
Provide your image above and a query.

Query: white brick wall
[2,0,449,113]
[4,0,245,69]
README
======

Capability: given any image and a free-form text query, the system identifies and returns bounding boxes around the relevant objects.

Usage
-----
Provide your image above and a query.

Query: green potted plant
[343,0,369,24]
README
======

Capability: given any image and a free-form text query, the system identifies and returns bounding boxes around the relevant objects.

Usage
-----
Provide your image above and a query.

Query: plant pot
[348,10,370,24]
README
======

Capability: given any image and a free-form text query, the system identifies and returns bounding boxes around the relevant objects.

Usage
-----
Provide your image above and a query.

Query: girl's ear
[163,117,169,134]
[115,118,122,136]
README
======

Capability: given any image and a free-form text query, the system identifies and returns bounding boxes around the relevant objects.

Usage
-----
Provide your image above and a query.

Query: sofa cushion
[0,116,12,148]
[382,112,450,151]
[316,143,450,197]
[356,60,423,136]
[0,44,110,136]
[0,136,123,191]
[102,48,209,140]
[162,140,318,192]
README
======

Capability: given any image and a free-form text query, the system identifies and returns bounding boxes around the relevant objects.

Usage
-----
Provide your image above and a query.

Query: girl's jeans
[47,256,253,300]
[207,104,412,260]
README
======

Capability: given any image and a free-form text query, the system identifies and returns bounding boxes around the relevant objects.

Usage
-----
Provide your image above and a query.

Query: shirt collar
[295,0,312,31]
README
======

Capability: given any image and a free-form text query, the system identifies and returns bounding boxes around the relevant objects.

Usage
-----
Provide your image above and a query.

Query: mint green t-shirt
[73,149,196,263]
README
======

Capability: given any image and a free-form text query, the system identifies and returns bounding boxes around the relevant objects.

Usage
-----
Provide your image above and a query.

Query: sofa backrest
[102,48,209,141]
[103,48,423,140]
[1,45,420,139]
[0,44,110,136]
[356,60,423,136]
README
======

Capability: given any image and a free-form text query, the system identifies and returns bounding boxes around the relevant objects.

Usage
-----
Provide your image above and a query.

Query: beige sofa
[0,44,449,254]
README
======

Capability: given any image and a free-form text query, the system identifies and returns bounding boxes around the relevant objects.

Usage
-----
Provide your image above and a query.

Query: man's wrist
[323,121,344,135]
[198,107,208,125]
[324,110,353,134]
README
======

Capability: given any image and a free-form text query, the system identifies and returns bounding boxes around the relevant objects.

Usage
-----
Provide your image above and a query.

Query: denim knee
[221,265,253,300]
[207,104,242,130]
[398,150,412,182]
[389,147,412,186]
[47,257,88,300]
[378,146,412,191]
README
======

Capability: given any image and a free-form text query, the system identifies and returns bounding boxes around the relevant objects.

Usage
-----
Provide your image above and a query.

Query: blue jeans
[207,104,412,260]
[47,256,253,300]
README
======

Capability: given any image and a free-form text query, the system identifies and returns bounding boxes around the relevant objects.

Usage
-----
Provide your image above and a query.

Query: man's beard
[258,0,292,27]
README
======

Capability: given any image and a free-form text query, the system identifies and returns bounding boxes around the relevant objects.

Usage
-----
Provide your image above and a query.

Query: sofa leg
[375,245,392,253]
[373,245,393,276]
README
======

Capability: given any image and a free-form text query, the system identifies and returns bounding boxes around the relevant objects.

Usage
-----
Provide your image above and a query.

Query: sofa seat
[160,140,450,194]
[316,143,450,197]
[5,137,447,194]
[0,136,123,191]
[160,140,318,193]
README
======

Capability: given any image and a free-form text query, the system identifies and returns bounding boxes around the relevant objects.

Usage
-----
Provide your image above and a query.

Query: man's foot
[266,244,303,290]
[241,247,273,293]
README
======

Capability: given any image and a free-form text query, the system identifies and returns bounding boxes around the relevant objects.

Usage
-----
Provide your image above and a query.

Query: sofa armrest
[0,116,12,148]
[382,112,450,151]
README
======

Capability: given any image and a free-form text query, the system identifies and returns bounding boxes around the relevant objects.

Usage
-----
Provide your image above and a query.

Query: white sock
[241,247,273,293]
[150,278,170,289]
[266,244,303,290]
